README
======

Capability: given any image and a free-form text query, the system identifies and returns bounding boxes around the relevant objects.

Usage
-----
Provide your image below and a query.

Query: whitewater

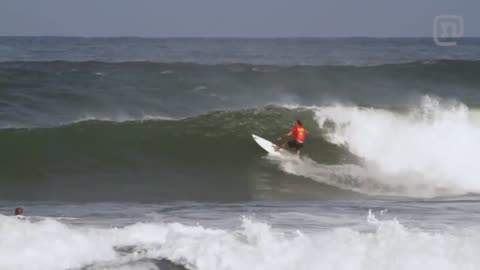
[274,96,480,197]
[1,202,480,270]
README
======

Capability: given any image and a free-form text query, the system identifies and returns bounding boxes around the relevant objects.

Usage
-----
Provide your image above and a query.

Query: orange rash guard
[291,126,308,143]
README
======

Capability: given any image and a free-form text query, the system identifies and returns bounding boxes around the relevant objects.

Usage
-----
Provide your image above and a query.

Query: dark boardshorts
[288,139,304,151]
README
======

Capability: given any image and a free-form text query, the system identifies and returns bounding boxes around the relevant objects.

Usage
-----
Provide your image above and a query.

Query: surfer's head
[296,120,303,126]
[15,207,23,216]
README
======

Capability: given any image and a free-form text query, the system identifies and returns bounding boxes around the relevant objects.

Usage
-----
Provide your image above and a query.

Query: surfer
[278,120,308,155]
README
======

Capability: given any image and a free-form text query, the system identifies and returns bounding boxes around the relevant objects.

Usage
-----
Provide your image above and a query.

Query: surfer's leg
[296,142,304,155]
[287,139,295,150]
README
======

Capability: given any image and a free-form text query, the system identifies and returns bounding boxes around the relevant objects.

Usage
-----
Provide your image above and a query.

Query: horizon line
[1,35,479,39]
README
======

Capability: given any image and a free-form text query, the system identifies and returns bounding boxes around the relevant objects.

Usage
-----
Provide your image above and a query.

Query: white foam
[303,96,480,196]
[1,213,480,270]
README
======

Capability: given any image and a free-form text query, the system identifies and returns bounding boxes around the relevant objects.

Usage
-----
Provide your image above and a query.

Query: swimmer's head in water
[15,207,24,216]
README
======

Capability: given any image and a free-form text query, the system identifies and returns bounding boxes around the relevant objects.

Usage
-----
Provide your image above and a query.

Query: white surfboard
[252,134,283,156]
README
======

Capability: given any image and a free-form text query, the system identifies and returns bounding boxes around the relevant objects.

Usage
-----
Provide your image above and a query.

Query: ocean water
[1,37,480,270]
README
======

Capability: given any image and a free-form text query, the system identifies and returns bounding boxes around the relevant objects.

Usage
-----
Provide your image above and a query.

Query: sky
[1,0,479,37]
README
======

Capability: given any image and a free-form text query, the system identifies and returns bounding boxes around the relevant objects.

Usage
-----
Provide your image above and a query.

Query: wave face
[0,107,353,201]
[2,212,480,270]
[3,97,480,200]
[1,60,480,128]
